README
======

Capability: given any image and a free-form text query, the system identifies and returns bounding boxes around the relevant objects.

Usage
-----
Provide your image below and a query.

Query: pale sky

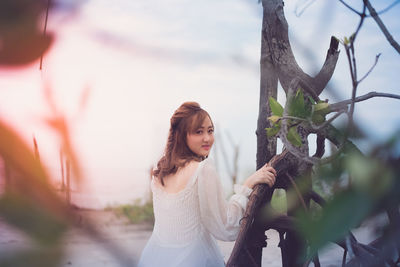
[0,0,399,208]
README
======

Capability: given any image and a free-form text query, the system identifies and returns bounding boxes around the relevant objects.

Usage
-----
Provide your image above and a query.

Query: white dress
[138,158,253,267]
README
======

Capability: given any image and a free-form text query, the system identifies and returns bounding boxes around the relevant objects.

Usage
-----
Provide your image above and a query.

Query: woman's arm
[243,162,276,189]
[198,159,276,242]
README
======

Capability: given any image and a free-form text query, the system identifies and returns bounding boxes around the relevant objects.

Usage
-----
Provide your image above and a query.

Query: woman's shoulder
[203,157,216,166]
[198,157,218,177]
[197,158,222,191]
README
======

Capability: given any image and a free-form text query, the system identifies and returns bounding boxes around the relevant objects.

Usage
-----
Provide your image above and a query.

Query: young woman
[138,102,276,267]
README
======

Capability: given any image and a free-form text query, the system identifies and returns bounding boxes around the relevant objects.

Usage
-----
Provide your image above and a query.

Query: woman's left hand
[243,162,277,189]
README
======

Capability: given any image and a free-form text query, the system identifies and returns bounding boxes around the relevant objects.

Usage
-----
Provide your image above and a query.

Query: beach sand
[1,209,376,266]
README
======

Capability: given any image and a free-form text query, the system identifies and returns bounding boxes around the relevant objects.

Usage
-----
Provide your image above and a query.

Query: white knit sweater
[151,158,253,246]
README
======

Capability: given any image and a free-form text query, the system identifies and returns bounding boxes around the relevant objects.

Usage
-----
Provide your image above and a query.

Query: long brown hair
[153,102,213,186]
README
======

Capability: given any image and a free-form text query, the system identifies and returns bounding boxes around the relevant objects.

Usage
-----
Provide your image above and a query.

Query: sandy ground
[0,209,377,267]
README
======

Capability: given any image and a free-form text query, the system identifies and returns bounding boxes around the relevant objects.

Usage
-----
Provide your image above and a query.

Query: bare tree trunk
[232,1,280,264]
[256,0,278,170]
[228,0,339,266]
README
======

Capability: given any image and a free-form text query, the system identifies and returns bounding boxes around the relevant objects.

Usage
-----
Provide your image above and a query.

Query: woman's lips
[202,145,210,150]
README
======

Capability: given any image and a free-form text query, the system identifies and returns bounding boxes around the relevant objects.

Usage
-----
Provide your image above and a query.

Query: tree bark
[227,151,298,266]
[241,0,280,265]
[228,0,340,266]
[260,1,339,96]
[256,0,279,170]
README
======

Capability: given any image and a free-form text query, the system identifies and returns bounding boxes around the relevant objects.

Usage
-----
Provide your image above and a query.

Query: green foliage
[0,246,63,267]
[264,93,400,264]
[271,189,287,213]
[266,97,283,137]
[343,36,350,45]
[0,193,66,267]
[0,119,77,266]
[0,193,67,246]
[267,115,280,124]
[313,102,329,112]
[287,127,302,147]
[288,89,309,119]
[314,153,348,183]
[108,200,154,225]
[299,131,400,261]
[311,113,325,125]
[346,154,394,198]
[311,101,330,125]
[269,97,283,117]
[266,90,330,146]
[297,190,372,260]
[266,124,280,137]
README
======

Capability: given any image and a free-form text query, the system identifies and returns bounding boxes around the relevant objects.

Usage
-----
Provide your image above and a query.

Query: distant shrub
[108,200,154,225]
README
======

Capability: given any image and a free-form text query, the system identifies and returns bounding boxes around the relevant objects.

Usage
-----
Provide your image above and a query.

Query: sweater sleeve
[197,159,253,241]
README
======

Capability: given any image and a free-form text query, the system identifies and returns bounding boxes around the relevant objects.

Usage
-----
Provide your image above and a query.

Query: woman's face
[186,116,214,157]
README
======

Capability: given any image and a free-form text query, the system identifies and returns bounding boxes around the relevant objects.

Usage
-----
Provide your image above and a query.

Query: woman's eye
[196,130,203,134]
[208,129,214,134]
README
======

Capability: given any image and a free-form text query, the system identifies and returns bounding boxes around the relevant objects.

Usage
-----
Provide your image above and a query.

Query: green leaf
[268,115,281,124]
[308,96,316,105]
[287,127,302,147]
[315,153,347,182]
[0,246,63,267]
[266,125,280,137]
[312,113,326,125]
[314,102,329,112]
[297,190,372,261]
[269,97,283,117]
[0,193,67,246]
[346,154,393,197]
[304,99,313,118]
[288,89,308,118]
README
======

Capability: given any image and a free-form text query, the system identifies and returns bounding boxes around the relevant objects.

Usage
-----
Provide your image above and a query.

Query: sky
[0,0,399,209]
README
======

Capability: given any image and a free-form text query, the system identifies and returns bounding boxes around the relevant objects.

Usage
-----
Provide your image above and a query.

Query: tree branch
[329,91,400,112]
[312,37,340,97]
[322,124,363,155]
[276,116,308,123]
[338,0,400,17]
[227,150,298,266]
[287,172,308,211]
[309,110,347,133]
[261,0,339,97]
[312,134,326,158]
[39,0,51,70]
[256,0,279,170]
[358,53,381,84]
[351,3,367,46]
[308,190,326,206]
[365,0,400,54]
[375,0,400,15]
[341,3,367,141]
[338,0,363,16]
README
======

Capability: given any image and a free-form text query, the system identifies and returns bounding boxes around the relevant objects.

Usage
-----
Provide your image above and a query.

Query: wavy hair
[152,102,213,185]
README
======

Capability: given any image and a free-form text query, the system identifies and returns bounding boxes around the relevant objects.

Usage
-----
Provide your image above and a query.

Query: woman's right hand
[243,163,277,189]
